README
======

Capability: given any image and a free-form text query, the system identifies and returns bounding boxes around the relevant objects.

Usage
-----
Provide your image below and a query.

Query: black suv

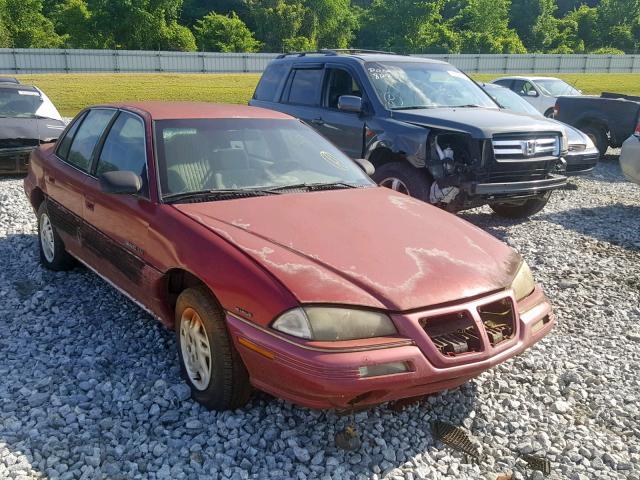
[250,50,569,218]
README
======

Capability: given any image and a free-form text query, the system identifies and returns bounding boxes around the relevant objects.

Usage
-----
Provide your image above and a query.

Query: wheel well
[30,187,45,211]
[368,147,404,168]
[163,268,211,310]
[577,119,608,133]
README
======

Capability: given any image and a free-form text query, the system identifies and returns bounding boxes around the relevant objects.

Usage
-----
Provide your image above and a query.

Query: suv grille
[492,134,560,162]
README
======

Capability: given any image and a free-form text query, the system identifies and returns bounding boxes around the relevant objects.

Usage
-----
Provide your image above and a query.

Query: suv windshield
[535,79,580,96]
[365,61,497,110]
[155,118,374,200]
[0,86,62,120]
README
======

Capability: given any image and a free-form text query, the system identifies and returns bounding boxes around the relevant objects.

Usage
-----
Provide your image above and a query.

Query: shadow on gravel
[539,203,640,251]
[0,232,482,478]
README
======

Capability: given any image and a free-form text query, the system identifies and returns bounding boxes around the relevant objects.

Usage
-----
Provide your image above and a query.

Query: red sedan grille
[421,297,515,357]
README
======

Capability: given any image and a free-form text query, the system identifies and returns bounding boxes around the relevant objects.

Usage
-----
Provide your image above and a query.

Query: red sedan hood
[174,188,521,311]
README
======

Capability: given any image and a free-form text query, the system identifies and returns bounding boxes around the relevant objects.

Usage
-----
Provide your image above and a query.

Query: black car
[481,83,599,174]
[0,80,66,175]
[555,92,640,156]
[249,50,568,218]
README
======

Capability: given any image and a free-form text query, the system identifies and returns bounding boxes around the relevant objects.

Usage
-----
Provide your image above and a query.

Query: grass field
[15,72,640,117]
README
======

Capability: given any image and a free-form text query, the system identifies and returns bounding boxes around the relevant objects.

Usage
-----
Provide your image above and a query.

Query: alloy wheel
[179,307,212,391]
[379,177,410,195]
[39,213,55,263]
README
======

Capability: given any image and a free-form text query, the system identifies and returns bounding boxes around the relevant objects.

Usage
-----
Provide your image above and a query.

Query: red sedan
[24,102,554,410]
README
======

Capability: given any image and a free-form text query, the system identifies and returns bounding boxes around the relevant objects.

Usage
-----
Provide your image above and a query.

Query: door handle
[85,199,95,211]
[310,117,325,126]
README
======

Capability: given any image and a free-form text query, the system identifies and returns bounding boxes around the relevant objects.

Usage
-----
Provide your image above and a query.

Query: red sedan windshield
[154,118,373,197]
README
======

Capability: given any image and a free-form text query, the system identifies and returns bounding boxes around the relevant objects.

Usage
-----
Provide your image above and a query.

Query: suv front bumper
[227,287,554,409]
[464,174,567,197]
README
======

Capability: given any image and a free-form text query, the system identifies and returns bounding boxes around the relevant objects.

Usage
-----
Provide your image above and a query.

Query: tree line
[0,0,638,54]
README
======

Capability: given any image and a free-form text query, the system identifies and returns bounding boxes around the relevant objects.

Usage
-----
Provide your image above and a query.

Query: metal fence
[2,48,640,74]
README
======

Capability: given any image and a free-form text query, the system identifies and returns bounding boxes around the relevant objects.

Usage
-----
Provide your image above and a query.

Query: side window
[96,112,148,196]
[513,80,536,96]
[494,79,512,89]
[254,63,288,101]
[66,109,116,172]
[56,112,87,160]
[325,68,362,109]
[286,69,323,106]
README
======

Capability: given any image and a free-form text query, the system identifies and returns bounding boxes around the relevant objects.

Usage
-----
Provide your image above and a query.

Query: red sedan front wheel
[175,286,251,410]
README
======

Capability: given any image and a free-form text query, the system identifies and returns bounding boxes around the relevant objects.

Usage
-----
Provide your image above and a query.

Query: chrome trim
[492,136,560,162]
[226,310,414,353]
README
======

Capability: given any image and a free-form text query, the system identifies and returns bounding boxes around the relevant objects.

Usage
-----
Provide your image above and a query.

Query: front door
[316,66,366,158]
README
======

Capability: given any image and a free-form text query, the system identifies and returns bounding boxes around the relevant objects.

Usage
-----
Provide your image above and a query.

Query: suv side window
[286,68,323,106]
[56,112,87,160]
[325,68,362,109]
[254,63,288,101]
[66,109,116,172]
[95,112,149,197]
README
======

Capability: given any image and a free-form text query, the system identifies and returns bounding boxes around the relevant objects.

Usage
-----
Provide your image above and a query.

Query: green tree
[597,0,640,52]
[453,0,526,53]
[52,0,94,48]
[248,0,308,51]
[181,0,246,25]
[193,11,261,52]
[2,0,63,47]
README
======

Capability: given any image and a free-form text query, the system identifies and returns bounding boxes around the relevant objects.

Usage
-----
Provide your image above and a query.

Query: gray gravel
[0,154,639,479]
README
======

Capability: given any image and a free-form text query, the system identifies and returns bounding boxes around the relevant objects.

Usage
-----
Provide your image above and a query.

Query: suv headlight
[272,307,397,341]
[511,261,535,301]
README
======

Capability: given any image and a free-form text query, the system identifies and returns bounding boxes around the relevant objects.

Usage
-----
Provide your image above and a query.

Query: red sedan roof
[103,101,293,120]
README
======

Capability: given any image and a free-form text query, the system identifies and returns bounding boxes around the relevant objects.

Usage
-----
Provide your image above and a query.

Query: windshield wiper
[265,181,361,192]
[450,104,483,108]
[390,105,434,110]
[163,188,281,204]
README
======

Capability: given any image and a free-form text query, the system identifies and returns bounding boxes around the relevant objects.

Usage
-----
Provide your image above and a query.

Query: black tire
[371,161,431,202]
[543,108,555,118]
[490,191,552,219]
[175,286,251,410]
[36,202,75,271]
[580,124,608,156]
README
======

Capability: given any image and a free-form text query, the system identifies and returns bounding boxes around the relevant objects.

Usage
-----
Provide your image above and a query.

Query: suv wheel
[490,191,552,219]
[543,108,555,118]
[372,162,431,202]
[37,202,75,271]
[580,124,608,155]
[175,286,251,410]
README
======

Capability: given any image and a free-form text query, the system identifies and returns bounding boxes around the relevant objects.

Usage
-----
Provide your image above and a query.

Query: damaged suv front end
[362,58,568,216]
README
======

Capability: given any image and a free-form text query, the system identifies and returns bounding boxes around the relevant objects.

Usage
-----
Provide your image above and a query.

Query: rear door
[274,64,325,128]
[315,65,366,158]
[45,108,116,254]
[82,110,164,306]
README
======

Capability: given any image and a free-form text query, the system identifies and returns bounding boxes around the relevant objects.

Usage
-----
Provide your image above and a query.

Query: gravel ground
[0,154,638,480]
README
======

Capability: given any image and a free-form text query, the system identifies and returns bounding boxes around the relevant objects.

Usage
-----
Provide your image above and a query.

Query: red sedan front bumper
[227,286,554,409]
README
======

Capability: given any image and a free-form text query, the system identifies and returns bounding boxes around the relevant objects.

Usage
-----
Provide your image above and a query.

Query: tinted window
[96,112,148,196]
[254,63,288,101]
[67,109,115,172]
[493,79,512,88]
[287,69,323,106]
[56,112,87,160]
[512,80,536,96]
[326,68,362,109]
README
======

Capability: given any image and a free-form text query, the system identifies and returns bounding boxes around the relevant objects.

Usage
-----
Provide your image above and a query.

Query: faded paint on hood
[174,187,522,311]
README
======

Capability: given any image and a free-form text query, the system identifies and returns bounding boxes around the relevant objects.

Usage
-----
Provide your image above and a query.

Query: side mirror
[338,95,362,113]
[526,90,538,97]
[354,158,375,176]
[99,170,142,195]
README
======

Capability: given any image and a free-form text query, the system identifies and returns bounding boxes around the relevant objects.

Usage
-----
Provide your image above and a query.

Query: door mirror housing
[99,170,142,195]
[338,95,363,113]
[526,90,538,97]
[354,158,375,176]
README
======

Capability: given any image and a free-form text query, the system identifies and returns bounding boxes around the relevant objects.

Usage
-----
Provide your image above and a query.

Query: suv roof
[273,49,447,65]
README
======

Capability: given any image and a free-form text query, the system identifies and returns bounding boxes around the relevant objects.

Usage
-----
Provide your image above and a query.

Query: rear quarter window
[253,63,288,101]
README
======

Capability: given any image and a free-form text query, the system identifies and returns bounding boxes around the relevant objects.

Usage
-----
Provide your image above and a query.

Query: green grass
[15,72,640,117]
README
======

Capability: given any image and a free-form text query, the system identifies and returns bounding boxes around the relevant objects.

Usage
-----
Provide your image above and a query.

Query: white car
[491,76,582,118]
[620,133,640,185]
